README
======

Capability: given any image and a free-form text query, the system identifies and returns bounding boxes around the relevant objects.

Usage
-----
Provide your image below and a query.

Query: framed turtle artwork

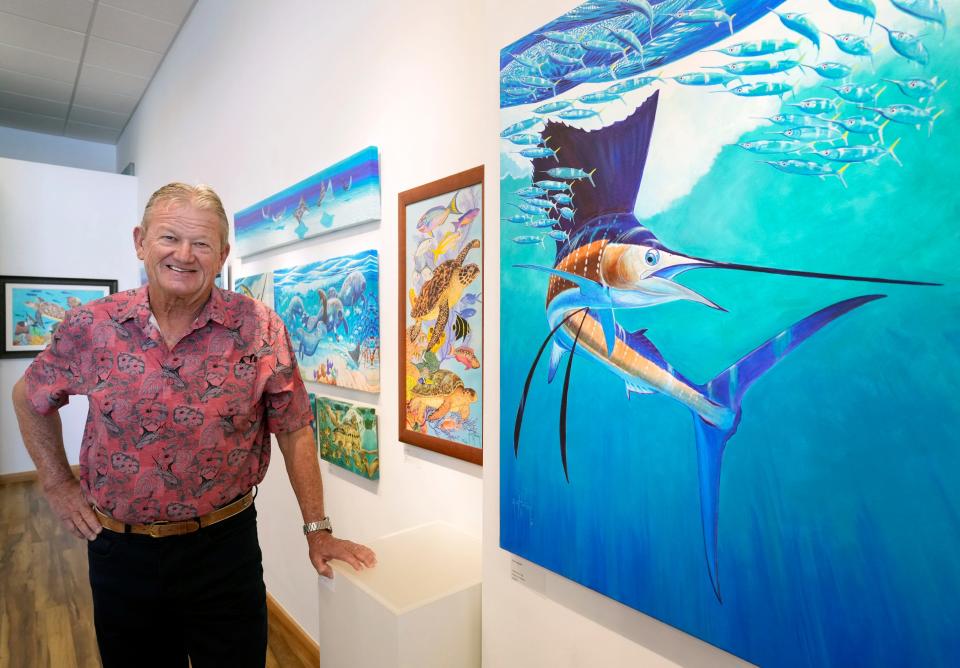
[1,275,118,358]
[398,166,483,465]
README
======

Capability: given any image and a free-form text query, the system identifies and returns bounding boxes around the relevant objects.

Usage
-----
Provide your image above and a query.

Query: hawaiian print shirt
[24,286,312,523]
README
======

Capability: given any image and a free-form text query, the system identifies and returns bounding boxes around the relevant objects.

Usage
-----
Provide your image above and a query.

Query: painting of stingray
[233,146,380,258]
[273,249,380,393]
[500,1,959,666]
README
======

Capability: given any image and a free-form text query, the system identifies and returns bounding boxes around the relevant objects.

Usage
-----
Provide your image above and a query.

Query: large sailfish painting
[500,1,959,666]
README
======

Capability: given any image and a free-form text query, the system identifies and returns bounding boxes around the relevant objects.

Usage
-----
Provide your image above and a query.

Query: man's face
[134,202,229,303]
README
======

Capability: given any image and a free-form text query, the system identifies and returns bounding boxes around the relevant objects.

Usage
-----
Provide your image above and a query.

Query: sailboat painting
[233,146,381,258]
[500,2,959,666]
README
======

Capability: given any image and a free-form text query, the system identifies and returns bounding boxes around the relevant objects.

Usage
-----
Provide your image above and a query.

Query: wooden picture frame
[1,275,118,358]
[398,166,484,465]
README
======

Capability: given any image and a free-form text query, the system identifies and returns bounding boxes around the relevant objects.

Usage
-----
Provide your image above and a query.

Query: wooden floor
[0,480,313,667]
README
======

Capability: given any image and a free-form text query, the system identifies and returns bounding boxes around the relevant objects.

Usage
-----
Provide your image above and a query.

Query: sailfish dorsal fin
[532,90,660,264]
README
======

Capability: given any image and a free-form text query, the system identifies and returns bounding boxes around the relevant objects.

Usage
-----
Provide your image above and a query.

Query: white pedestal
[317,522,482,668]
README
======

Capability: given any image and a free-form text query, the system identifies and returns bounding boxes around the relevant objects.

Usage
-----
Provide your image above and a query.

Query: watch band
[303,517,333,535]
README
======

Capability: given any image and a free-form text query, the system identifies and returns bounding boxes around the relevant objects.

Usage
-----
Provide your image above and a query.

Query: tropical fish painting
[233,146,381,258]
[3,281,114,354]
[273,250,380,393]
[233,272,274,309]
[500,2,959,666]
[400,170,483,463]
[314,395,379,480]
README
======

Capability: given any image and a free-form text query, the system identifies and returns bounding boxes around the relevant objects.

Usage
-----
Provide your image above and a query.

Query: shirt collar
[114,285,239,331]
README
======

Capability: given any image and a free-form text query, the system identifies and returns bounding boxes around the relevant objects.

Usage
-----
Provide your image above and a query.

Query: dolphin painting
[512,90,938,602]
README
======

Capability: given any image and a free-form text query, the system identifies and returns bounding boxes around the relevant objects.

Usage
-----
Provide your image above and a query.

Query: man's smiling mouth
[166,265,196,273]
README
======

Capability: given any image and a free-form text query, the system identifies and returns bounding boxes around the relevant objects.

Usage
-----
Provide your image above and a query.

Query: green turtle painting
[408,239,480,351]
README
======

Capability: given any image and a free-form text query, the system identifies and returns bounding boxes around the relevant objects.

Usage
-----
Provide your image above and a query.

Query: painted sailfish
[512,91,938,602]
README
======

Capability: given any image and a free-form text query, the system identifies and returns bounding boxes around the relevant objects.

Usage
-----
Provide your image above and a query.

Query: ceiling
[0,0,195,145]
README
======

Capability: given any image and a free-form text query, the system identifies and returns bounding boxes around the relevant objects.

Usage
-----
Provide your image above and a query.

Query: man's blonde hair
[140,183,229,246]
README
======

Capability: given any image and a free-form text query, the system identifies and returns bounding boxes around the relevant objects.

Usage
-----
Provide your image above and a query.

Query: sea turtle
[407,369,477,428]
[409,239,480,350]
[24,296,67,323]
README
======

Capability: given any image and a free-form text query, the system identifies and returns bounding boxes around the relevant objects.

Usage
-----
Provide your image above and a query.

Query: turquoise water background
[500,9,960,668]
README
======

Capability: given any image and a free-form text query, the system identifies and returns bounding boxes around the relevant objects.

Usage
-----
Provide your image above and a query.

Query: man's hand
[307,531,377,579]
[44,477,102,541]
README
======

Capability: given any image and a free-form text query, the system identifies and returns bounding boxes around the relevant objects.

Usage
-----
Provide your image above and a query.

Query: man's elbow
[12,377,38,416]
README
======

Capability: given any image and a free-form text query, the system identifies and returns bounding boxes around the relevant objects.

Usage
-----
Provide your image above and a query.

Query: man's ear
[220,243,231,269]
[133,226,145,260]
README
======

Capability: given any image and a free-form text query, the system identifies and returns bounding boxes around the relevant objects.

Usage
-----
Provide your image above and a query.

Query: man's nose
[173,241,194,262]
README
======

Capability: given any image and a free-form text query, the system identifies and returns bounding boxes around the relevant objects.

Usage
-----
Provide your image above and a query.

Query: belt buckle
[147,521,171,538]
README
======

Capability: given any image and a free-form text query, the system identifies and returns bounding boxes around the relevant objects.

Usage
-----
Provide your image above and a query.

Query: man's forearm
[275,425,327,522]
[11,378,73,489]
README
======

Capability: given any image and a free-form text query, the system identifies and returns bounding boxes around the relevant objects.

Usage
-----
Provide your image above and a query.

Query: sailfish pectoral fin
[515,264,609,304]
[596,308,618,357]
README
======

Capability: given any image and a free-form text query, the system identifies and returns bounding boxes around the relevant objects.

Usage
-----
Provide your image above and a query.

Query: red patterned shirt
[23,286,312,523]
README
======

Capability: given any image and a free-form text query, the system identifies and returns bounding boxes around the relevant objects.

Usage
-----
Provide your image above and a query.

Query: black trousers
[87,503,267,668]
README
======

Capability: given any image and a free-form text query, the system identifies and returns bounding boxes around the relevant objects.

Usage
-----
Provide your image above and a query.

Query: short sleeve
[263,314,313,434]
[22,308,95,416]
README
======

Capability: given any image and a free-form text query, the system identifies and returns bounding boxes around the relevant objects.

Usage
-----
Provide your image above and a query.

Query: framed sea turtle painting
[398,167,483,465]
[315,396,380,480]
[1,276,118,357]
[273,250,380,393]
[500,2,959,667]
[233,146,381,258]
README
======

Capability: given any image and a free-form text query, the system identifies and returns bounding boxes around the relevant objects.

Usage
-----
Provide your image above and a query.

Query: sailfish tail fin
[692,294,885,602]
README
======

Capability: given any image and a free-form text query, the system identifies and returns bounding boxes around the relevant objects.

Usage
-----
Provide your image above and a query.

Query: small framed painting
[398,166,483,465]
[315,396,379,480]
[1,276,118,358]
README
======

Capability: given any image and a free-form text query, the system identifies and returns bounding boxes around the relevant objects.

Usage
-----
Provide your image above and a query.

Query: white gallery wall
[0,126,117,173]
[0,157,138,474]
[114,0,747,665]
[116,0,487,644]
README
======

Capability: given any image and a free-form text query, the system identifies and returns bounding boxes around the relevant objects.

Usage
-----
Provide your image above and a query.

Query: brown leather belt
[94,490,254,538]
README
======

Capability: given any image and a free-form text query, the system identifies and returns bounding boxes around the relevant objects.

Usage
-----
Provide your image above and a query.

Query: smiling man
[12,183,375,668]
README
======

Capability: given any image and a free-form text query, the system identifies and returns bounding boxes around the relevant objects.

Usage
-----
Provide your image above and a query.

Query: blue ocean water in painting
[9,286,106,347]
[234,146,380,258]
[500,1,960,666]
[274,250,380,393]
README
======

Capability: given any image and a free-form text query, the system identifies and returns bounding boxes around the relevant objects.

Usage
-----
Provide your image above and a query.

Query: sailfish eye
[644,249,660,266]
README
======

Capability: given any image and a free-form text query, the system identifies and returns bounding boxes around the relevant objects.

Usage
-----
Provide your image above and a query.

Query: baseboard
[267,592,320,666]
[0,465,80,485]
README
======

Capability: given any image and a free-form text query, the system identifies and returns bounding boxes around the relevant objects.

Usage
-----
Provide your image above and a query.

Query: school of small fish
[502,0,950,245]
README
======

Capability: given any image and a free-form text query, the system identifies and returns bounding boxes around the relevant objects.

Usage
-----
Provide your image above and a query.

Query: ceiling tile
[0,67,73,102]
[0,11,85,61]
[0,89,68,117]
[0,105,64,134]
[100,0,194,26]
[0,43,78,82]
[91,3,178,53]
[65,119,119,143]
[73,85,137,115]
[84,36,162,79]
[69,103,127,129]
[77,63,147,99]
[0,0,94,32]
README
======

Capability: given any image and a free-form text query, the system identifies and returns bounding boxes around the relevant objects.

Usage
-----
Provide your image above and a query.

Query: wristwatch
[303,517,333,535]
